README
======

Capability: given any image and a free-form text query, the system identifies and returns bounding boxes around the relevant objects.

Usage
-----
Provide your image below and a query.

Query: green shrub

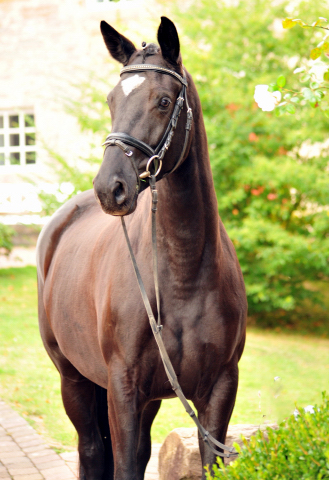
[206,392,329,480]
[0,224,14,256]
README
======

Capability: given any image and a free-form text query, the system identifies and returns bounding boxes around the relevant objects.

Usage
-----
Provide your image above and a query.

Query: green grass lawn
[1,266,328,450]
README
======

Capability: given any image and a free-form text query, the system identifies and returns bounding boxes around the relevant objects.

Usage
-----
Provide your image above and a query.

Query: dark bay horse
[37,17,247,480]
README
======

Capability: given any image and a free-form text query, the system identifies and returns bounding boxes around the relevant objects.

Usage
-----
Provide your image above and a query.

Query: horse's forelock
[142,43,160,60]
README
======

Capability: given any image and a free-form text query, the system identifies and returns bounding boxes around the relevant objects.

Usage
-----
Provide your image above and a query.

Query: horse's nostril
[115,185,122,197]
[112,181,126,205]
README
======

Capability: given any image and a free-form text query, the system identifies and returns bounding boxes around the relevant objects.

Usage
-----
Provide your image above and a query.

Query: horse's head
[93,17,192,216]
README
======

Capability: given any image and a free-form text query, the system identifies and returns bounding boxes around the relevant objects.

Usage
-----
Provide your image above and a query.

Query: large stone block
[158,424,277,480]
[158,428,201,480]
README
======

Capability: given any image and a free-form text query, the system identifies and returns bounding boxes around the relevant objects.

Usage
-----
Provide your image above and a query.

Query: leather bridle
[102,64,238,459]
[102,64,193,190]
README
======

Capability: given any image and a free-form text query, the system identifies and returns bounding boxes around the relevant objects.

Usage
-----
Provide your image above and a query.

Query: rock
[158,428,202,480]
[158,424,277,480]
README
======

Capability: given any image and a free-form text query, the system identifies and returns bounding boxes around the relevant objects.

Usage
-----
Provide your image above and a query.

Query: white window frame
[0,110,37,167]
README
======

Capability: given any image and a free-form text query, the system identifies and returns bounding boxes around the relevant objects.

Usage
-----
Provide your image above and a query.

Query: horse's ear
[100,21,136,65]
[157,16,181,66]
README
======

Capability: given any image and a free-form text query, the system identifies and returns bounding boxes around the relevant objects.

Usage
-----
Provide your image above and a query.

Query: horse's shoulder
[36,190,97,280]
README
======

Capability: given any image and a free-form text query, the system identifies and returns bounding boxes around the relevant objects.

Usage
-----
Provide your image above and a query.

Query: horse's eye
[159,97,171,109]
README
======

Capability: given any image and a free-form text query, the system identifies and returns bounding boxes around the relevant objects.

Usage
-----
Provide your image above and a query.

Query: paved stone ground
[0,401,160,480]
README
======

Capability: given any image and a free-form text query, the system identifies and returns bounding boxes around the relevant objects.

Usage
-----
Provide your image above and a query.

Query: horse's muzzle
[93,175,138,216]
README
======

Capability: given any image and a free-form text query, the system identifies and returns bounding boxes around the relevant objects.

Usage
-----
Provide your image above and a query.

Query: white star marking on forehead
[121,74,145,97]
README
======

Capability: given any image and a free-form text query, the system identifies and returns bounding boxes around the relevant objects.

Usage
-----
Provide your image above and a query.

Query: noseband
[102,64,193,189]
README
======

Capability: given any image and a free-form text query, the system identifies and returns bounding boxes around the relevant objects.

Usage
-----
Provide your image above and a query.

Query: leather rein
[103,64,238,459]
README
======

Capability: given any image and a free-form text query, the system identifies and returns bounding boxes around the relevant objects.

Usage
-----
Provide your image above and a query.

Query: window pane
[0,134,4,147]
[10,152,20,165]
[10,134,20,146]
[26,151,36,164]
[0,117,3,129]
[9,115,19,128]
[0,153,4,165]
[25,114,35,127]
[25,133,35,145]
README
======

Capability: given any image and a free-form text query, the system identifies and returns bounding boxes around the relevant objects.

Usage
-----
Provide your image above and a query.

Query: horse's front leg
[61,375,107,480]
[136,400,162,480]
[194,361,239,479]
[107,360,145,480]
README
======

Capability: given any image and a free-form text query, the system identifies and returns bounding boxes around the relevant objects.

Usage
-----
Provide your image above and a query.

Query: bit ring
[139,155,162,178]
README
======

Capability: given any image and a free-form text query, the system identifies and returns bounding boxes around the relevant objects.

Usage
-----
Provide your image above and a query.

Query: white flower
[294,405,317,419]
[254,85,281,111]
[293,408,300,419]
[304,405,315,414]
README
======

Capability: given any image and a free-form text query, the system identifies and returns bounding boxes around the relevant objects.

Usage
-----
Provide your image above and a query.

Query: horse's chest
[135,321,225,401]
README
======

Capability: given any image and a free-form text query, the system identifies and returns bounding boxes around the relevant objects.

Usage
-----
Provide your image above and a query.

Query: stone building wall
[0,0,160,219]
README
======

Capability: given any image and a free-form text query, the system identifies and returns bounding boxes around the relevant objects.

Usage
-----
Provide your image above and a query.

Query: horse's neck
[157,112,220,283]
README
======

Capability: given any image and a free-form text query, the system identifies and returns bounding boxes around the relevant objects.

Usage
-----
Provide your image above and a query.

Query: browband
[120,64,188,87]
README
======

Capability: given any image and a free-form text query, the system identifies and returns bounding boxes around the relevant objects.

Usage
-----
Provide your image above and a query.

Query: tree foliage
[173,0,329,317]
[261,16,329,116]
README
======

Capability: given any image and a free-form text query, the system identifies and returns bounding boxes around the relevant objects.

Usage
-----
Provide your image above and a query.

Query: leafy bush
[0,224,14,256]
[206,392,329,480]
[261,17,329,117]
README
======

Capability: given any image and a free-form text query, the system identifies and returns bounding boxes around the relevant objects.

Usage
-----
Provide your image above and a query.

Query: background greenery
[0,224,14,256]
[37,0,329,327]
[175,0,329,320]
[1,267,328,450]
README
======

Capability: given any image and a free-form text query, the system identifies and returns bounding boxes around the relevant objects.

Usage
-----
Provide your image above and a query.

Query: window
[0,111,36,166]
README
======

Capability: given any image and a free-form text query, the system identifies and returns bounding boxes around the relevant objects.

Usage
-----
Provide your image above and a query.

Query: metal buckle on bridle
[139,155,162,179]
